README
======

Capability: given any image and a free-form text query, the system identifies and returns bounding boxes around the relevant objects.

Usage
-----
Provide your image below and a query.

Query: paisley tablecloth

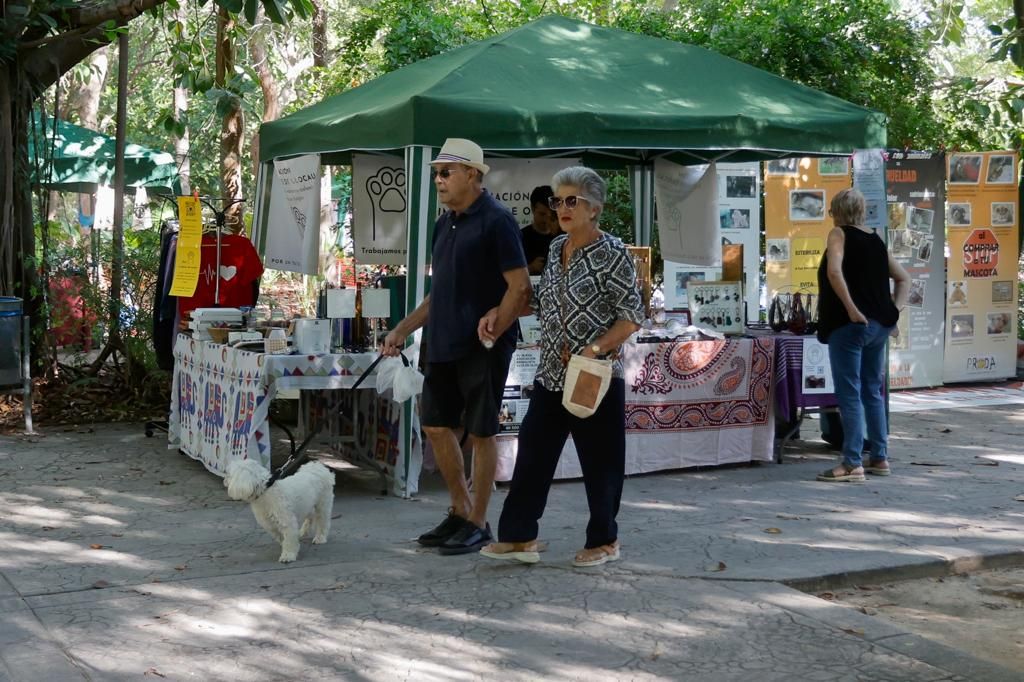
[496,337,777,480]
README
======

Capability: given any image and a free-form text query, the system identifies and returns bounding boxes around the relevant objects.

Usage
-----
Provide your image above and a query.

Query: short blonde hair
[830,188,865,226]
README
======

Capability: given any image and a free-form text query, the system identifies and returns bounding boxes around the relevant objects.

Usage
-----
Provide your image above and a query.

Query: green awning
[259,14,886,165]
[29,114,181,194]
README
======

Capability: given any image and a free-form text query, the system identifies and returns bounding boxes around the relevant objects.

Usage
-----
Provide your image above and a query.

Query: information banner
[943,151,1020,383]
[802,338,834,394]
[884,151,946,389]
[168,196,202,297]
[662,163,761,323]
[764,157,852,298]
[266,154,322,274]
[500,348,540,434]
[352,156,580,265]
[654,159,720,266]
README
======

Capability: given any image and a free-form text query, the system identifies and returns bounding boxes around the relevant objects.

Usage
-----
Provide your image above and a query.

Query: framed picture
[766,158,800,175]
[950,314,975,339]
[725,175,756,198]
[991,201,1015,226]
[789,189,826,221]
[947,202,971,227]
[818,157,849,176]
[992,281,1013,303]
[719,207,751,229]
[949,153,982,184]
[986,154,1016,184]
[687,280,744,334]
[987,312,1012,335]
[906,206,934,232]
[766,238,790,262]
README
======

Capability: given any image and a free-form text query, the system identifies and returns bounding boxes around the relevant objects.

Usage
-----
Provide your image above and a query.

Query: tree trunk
[216,7,244,231]
[250,27,281,176]
[312,0,327,68]
[173,3,191,195]
[72,48,110,230]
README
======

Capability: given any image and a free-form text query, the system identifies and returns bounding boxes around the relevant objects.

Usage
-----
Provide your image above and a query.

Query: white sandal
[573,541,621,567]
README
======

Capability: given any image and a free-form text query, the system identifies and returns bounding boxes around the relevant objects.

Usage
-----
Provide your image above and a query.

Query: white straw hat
[430,138,490,175]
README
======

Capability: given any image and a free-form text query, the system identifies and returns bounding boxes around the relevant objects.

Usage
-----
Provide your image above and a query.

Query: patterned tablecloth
[168,334,379,476]
[496,337,777,480]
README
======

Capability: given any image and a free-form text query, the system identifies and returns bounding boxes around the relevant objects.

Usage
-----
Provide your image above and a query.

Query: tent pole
[395,144,434,497]
[251,162,271,251]
[630,163,654,246]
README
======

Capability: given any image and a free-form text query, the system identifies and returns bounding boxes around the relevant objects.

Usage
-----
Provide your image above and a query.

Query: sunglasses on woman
[548,195,590,210]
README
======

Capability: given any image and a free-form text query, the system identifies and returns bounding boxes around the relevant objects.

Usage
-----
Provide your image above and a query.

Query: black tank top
[816,225,899,343]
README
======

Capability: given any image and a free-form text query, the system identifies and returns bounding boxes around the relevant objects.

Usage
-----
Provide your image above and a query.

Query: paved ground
[1,392,1023,680]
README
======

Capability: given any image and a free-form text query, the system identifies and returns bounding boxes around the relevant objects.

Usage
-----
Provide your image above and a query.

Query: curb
[781,550,1024,593]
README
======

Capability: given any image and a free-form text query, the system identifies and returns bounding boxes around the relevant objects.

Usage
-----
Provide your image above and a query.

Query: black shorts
[420,345,513,438]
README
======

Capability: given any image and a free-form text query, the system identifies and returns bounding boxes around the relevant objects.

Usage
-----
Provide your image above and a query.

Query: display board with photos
[764,157,852,300]
[943,151,1020,383]
[661,163,762,323]
[883,151,946,390]
[687,280,744,334]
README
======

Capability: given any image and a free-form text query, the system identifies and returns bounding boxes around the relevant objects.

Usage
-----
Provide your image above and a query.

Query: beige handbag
[562,353,613,418]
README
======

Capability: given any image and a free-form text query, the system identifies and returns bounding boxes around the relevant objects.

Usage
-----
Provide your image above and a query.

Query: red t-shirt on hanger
[177,234,264,318]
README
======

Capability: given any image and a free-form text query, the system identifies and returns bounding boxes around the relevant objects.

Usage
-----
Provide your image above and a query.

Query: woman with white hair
[477,166,644,567]
[816,188,910,482]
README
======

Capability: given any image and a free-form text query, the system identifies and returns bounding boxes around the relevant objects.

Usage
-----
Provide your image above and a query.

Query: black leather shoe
[417,508,466,547]
[438,520,493,555]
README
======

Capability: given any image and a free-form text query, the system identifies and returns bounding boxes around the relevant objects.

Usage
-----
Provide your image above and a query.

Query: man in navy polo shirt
[382,138,531,555]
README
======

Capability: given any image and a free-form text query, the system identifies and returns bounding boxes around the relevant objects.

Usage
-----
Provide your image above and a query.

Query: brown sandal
[573,541,621,567]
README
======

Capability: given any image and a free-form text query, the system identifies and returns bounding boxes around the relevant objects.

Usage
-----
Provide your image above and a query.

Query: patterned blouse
[533,232,645,391]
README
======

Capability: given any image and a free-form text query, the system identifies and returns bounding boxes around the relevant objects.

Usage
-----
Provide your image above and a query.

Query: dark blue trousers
[498,379,626,549]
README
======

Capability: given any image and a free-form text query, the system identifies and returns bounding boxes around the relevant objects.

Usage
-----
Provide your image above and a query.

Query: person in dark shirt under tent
[520,185,559,275]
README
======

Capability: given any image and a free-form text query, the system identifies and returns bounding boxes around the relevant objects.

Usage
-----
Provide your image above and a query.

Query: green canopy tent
[254,14,887,496]
[29,115,181,194]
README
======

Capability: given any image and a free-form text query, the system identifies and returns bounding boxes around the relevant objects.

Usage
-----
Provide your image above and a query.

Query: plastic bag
[374,357,402,398]
[393,363,425,402]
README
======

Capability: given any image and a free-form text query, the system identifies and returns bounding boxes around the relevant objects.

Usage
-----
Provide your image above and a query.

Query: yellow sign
[169,196,203,297]
[790,237,825,290]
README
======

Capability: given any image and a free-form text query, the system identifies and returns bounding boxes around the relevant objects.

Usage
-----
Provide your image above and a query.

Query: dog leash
[265,351,409,487]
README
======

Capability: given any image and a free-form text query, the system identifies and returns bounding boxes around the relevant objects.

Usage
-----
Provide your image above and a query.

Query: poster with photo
[766,238,790,262]
[943,151,1019,383]
[991,202,1015,227]
[766,158,800,175]
[764,158,851,303]
[499,348,541,435]
[665,164,761,322]
[986,154,1016,184]
[949,153,983,184]
[818,157,850,176]
[801,338,834,394]
[789,189,826,220]
[885,151,946,389]
[947,202,971,227]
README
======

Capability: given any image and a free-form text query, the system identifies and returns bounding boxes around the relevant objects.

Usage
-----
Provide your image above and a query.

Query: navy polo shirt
[426,190,527,363]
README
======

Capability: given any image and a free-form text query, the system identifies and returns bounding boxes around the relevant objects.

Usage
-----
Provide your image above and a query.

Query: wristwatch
[590,343,602,355]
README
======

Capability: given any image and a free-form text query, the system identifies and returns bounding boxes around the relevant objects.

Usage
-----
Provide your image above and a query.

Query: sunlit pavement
[1,388,1022,680]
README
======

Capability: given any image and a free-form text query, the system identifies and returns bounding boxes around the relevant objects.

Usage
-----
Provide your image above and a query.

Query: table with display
[167,334,405,488]
[494,335,777,480]
[763,331,841,460]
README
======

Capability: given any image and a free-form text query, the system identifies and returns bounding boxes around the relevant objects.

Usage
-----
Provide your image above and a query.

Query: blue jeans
[828,320,892,468]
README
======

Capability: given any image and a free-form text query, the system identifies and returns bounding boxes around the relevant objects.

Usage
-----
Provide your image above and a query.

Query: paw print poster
[352,154,408,265]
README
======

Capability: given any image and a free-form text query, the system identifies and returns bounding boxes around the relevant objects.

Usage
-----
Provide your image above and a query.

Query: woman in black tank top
[815,188,910,483]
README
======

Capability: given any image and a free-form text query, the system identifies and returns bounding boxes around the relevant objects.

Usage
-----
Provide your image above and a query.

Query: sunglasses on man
[431,168,464,180]
[547,195,591,210]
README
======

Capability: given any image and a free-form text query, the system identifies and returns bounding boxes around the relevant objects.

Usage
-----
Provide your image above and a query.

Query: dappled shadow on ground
[0,407,1019,680]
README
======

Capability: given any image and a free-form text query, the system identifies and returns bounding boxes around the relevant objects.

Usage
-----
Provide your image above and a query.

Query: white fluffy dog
[224,458,335,563]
